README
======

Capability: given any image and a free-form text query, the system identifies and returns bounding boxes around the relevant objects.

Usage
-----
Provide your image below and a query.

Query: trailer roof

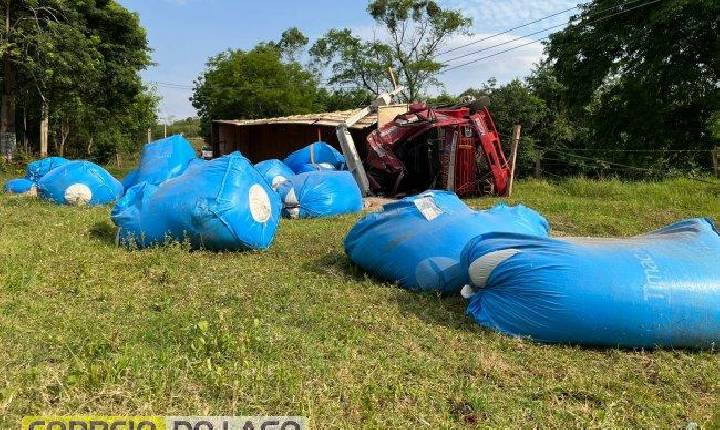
[213,109,377,130]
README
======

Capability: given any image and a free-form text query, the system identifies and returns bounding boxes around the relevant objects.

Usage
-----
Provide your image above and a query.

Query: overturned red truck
[211,100,511,198]
[364,102,510,197]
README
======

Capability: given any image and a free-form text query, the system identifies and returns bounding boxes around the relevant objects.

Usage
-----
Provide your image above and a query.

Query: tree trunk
[86,136,94,156]
[57,120,69,157]
[22,103,28,152]
[40,100,49,157]
[0,0,15,160]
[535,155,542,178]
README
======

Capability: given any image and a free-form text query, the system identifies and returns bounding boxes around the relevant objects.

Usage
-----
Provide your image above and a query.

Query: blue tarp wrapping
[277,170,363,219]
[255,159,295,190]
[123,135,197,189]
[283,141,346,174]
[37,160,123,206]
[112,151,281,251]
[4,178,36,194]
[461,218,720,348]
[121,169,139,190]
[25,157,69,181]
[344,191,550,293]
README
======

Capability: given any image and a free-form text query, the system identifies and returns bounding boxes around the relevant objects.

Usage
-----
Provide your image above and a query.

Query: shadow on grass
[301,251,369,283]
[89,220,117,246]
[304,251,473,330]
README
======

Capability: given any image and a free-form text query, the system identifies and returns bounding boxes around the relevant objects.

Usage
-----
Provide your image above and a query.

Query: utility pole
[1,0,16,161]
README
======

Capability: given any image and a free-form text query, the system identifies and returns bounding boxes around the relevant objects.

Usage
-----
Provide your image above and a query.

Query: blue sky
[118,0,579,119]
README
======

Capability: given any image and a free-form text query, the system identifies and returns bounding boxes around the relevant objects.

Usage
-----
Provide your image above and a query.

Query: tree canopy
[546,0,720,171]
[310,0,470,101]
[191,30,376,138]
[1,0,156,162]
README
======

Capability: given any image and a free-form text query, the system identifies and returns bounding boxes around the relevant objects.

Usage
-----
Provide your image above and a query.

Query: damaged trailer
[211,95,511,198]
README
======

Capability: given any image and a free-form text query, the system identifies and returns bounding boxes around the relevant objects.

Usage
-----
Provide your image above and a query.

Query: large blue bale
[124,135,197,189]
[277,170,363,219]
[121,169,140,190]
[283,141,346,174]
[254,159,295,190]
[344,191,550,293]
[461,218,720,348]
[37,160,123,206]
[4,178,36,195]
[112,152,281,251]
[25,157,69,181]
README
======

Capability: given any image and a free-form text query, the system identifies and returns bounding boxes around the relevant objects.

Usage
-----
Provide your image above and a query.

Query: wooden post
[507,124,522,197]
[39,100,48,157]
[388,67,398,90]
[712,147,719,178]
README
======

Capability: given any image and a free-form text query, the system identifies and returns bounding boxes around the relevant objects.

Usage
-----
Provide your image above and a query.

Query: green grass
[1,176,720,428]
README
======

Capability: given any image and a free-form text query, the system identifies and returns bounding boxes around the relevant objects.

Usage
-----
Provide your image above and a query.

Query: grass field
[1,174,720,428]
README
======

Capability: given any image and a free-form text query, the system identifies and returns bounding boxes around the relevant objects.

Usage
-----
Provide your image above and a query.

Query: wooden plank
[507,125,522,197]
[377,104,409,129]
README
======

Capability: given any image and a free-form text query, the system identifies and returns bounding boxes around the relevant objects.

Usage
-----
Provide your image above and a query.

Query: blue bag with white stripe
[461,218,720,348]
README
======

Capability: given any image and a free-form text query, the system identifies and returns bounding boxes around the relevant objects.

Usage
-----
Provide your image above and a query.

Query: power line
[539,147,713,153]
[438,0,647,62]
[441,0,664,72]
[436,5,579,57]
[538,148,719,185]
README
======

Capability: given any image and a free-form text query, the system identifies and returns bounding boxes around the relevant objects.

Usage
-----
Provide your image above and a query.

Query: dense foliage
[545,0,720,174]
[0,0,156,163]
[310,0,470,101]
[191,32,377,138]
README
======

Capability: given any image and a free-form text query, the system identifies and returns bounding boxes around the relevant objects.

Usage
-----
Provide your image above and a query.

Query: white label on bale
[468,249,521,289]
[64,183,92,206]
[414,196,443,221]
[248,184,272,223]
[271,175,287,190]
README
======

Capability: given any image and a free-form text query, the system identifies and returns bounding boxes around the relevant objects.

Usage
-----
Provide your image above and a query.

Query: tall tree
[192,46,320,137]
[547,0,720,170]
[311,0,470,100]
[0,0,152,159]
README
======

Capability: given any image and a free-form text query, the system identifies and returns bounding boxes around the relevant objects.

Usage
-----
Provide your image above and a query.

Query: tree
[547,0,720,171]
[311,0,471,100]
[0,0,153,160]
[191,46,320,137]
[274,27,309,63]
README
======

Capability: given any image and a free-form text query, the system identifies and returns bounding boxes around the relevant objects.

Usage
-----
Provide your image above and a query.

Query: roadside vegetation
[1,175,719,428]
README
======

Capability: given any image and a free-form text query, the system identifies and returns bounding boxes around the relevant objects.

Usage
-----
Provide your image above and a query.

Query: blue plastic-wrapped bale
[4,178,36,196]
[36,161,123,206]
[36,160,123,206]
[344,191,550,293]
[123,135,197,189]
[112,151,281,251]
[25,157,69,181]
[255,159,295,190]
[277,170,363,219]
[461,218,720,348]
[121,169,139,190]
[283,141,346,174]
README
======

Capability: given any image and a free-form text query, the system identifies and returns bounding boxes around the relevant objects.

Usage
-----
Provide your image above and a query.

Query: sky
[118,0,579,120]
